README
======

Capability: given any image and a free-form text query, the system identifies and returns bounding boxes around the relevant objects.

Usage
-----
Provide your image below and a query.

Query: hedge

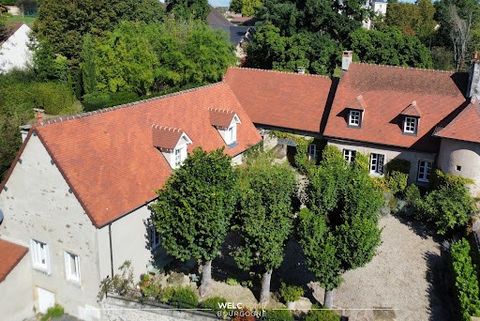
[451,238,480,321]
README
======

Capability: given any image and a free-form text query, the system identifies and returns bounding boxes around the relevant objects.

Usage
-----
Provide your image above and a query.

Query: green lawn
[5,15,36,27]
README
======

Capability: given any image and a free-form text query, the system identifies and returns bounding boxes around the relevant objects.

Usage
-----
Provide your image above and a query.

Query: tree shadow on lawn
[424,250,460,321]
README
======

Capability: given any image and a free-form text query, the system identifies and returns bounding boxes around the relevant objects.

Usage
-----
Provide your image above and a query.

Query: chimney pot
[33,108,44,125]
[342,51,353,71]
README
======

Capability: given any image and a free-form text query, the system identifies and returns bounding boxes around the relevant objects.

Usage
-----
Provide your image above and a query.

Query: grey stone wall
[102,296,220,321]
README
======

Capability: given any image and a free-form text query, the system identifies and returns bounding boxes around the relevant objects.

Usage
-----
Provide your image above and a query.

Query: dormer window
[403,116,418,134]
[400,101,421,135]
[346,95,366,128]
[209,108,241,147]
[152,125,192,169]
[349,110,362,127]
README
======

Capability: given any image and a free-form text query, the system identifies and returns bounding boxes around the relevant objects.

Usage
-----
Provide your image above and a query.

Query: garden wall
[102,295,220,321]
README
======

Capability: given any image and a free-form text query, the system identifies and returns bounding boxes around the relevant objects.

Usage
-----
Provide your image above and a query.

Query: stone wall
[102,296,220,321]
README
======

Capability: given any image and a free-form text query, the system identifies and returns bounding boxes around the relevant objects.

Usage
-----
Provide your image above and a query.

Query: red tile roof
[32,83,261,227]
[152,125,184,151]
[436,100,480,143]
[209,108,236,129]
[324,63,469,152]
[224,67,333,133]
[0,239,28,283]
[400,101,421,117]
[348,95,367,111]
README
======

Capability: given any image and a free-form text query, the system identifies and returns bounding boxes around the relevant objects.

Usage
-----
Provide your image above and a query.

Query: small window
[370,153,385,175]
[456,165,462,171]
[149,225,160,250]
[227,124,237,145]
[348,110,362,127]
[174,146,185,168]
[417,160,432,183]
[64,252,81,283]
[403,117,417,134]
[30,239,50,272]
[308,144,318,161]
[343,149,356,163]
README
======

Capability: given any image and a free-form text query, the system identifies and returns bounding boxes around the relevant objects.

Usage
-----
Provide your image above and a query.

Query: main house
[1,53,480,321]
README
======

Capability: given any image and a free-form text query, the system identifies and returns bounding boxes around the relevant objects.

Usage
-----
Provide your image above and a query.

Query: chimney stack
[342,51,353,71]
[34,108,44,126]
[468,51,480,101]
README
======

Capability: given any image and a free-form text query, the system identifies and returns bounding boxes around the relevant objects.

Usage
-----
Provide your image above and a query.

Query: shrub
[263,309,294,321]
[82,91,139,111]
[226,277,239,286]
[451,238,480,321]
[305,307,340,321]
[279,282,304,303]
[40,304,64,321]
[202,296,228,317]
[162,286,198,308]
[385,159,410,175]
[138,274,162,299]
[32,82,76,115]
[385,159,410,196]
[98,261,135,300]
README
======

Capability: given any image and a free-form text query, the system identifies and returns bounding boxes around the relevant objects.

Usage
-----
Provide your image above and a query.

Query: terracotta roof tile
[436,100,480,143]
[224,67,333,133]
[400,101,422,117]
[324,63,469,152]
[33,82,261,227]
[152,125,184,151]
[209,108,236,129]
[0,239,28,282]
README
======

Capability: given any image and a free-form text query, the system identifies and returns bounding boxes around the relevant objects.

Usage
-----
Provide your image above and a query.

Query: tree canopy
[298,146,383,307]
[233,153,297,303]
[165,0,209,22]
[150,148,237,295]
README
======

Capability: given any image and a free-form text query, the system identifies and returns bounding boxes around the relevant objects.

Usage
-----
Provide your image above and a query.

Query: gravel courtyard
[316,215,458,321]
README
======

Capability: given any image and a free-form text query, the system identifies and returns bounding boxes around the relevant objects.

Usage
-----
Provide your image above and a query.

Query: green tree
[230,0,242,14]
[81,34,96,95]
[233,153,296,303]
[33,0,164,62]
[299,146,383,307]
[241,0,262,16]
[350,27,433,68]
[165,0,209,21]
[150,148,237,296]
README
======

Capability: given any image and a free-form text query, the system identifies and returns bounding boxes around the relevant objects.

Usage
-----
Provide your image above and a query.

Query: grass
[5,15,36,27]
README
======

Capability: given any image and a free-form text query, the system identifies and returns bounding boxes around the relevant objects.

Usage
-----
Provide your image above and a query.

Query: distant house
[363,0,388,30]
[207,8,252,59]
[0,23,33,73]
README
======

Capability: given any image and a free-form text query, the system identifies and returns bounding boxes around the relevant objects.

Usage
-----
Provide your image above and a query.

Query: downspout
[108,223,114,278]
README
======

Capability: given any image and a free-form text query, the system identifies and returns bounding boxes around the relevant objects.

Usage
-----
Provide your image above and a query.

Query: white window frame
[308,144,318,161]
[403,116,417,134]
[343,149,356,163]
[348,110,361,127]
[64,251,81,283]
[174,145,186,168]
[30,239,50,273]
[417,160,432,183]
[370,153,385,175]
[227,123,237,145]
[149,225,160,250]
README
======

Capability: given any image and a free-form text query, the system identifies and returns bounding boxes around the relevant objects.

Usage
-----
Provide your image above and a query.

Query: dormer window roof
[346,95,366,128]
[152,125,192,169]
[348,95,367,111]
[209,108,241,146]
[400,101,421,135]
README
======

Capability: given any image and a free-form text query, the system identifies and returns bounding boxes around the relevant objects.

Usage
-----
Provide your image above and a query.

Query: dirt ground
[308,215,458,321]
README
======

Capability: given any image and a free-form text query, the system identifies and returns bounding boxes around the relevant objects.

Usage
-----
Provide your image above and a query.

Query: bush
[138,274,162,299]
[451,239,480,321]
[385,159,410,196]
[226,277,239,286]
[305,307,340,321]
[263,309,294,321]
[32,82,76,115]
[40,304,64,321]
[162,286,198,308]
[279,282,303,302]
[202,296,228,317]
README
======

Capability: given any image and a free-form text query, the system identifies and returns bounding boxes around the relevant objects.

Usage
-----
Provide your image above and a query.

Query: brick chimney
[342,51,353,71]
[33,108,44,126]
[468,51,480,101]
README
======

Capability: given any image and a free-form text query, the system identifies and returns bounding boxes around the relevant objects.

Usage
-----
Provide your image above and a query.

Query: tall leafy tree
[80,34,96,95]
[233,153,297,303]
[350,27,433,68]
[165,0,209,22]
[299,146,383,307]
[150,148,237,296]
[33,0,164,62]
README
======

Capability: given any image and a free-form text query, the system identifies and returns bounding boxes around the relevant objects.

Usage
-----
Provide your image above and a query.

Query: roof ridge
[226,66,332,80]
[208,107,234,114]
[151,124,183,132]
[351,62,455,74]
[436,100,476,136]
[40,82,225,127]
